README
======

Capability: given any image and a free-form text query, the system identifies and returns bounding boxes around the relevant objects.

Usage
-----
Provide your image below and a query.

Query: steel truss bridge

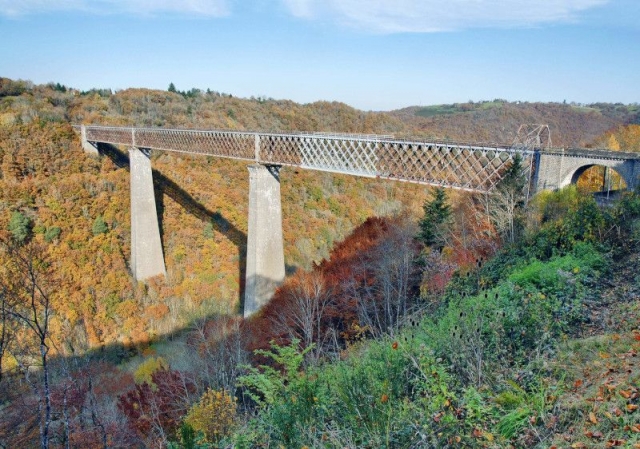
[81,125,537,193]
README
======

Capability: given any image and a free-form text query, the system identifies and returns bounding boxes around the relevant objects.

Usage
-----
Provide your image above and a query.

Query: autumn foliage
[118,369,197,447]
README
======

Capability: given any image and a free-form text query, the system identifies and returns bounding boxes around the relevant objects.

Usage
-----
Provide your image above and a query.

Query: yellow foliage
[0,112,15,126]
[133,356,168,386]
[2,351,18,373]
[595,124,640,152]
[184,388,237,443]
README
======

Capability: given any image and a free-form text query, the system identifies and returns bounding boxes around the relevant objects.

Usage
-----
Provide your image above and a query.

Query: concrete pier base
[80,125,99,155]
[130,147,166,281]
[244,164,285,317]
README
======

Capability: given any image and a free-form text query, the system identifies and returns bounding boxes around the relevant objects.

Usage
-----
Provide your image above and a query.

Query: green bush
[203,222,214,239]
[323,340,414,447]
[536,185,581,223]
[237,340,328,447]
[426,241,606,387]
[494,380,559,442]
[44,226,61,242]
[92,215,108,235]
[8,211,32,243]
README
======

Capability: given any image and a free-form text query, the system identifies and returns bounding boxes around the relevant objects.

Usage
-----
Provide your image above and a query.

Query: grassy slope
[548,246,640,448]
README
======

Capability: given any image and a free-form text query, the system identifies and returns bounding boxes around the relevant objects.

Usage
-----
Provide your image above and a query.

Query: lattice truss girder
[376,142,522,191]
[261,134,530,192]
[85,126,134,146]
[85,127,256,160]
[82,126,532,192]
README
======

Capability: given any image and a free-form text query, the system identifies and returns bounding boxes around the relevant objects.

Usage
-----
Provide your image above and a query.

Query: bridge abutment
[244,164,285,317]
[129,147,166,281]
[80,125,99,155]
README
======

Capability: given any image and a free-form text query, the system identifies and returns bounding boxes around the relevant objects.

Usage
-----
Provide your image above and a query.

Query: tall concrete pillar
[244,164,285,317]
[80,125,99,155]
[130,147,166,281]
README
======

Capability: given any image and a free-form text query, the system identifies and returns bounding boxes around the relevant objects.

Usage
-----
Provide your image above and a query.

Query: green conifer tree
[418,187,451,250]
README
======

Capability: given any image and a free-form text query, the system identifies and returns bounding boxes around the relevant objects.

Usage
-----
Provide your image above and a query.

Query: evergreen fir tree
[418,187,451,250]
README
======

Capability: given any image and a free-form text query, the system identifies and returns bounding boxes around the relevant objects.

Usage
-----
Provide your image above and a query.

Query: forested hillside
[394,101,640,147]
[0,77,639,448]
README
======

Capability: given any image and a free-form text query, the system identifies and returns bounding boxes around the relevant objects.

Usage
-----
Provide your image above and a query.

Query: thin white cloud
[280,0,610,32]
[280,0,315,18]
[0,0,230,17]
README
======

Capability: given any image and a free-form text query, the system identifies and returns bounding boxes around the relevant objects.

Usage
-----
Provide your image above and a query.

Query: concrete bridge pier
[244,164,285,317]
[129,147,166,281]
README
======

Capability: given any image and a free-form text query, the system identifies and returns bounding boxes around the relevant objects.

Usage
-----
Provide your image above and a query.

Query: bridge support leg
[80,125,99,155]
[130,147,166,281]
[244,164,285,317]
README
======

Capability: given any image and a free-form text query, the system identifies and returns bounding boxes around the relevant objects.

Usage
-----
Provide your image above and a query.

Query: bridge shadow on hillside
[96,143,247,307]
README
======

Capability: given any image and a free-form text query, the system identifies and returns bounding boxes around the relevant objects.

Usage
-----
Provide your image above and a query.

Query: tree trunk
[40,343,50,449]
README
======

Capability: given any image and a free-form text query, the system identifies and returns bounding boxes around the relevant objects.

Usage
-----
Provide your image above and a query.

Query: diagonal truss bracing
[82,125,534,192]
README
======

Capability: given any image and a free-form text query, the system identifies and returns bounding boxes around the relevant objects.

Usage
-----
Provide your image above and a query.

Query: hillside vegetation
[222,185,640,449]
[0,77,639,448]
[0,79,435,352]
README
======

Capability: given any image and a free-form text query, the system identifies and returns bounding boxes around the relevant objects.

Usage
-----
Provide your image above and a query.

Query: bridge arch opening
[571,164,627,193]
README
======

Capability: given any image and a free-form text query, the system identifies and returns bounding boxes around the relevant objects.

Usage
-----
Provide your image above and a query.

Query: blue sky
[0,0,638,111]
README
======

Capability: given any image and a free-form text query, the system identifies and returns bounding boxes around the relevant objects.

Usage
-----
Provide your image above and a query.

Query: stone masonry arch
[571,164,629,187]
[535,150,640,192]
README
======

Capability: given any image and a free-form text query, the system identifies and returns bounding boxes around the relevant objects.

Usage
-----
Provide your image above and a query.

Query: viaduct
[77,125,640,316]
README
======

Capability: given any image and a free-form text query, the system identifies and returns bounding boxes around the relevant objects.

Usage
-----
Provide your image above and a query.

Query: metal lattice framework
[513,124,552,150]
[82,125,535,192]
